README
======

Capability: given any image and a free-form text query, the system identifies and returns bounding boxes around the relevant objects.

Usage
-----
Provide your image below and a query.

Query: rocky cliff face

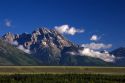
[2,28,73,49]
[2,32,15,43]
[1,28,113,66]
[2,28,78,65]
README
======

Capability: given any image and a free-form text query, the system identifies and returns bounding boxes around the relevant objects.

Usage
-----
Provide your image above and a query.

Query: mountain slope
[60,46,112,66]
[111,47,125,57]
[111,47,125,66]
[1,28,115,66]
[0,39,40,65]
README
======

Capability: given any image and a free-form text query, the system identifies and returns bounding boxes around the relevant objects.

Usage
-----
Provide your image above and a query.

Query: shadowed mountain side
[0,39,40,65]
[0,28,122,66]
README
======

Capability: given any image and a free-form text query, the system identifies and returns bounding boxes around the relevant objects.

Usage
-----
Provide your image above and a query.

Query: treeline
[0,73,124,83]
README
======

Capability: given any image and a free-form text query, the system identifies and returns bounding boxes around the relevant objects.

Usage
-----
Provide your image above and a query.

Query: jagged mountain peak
[2,32,15,43]
[0,28,118,66]
[2,28,73,49]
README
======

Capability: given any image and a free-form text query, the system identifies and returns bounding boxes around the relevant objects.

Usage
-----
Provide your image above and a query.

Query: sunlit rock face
[2,28,75,64]
[1,28,118,65]
[2,32,15,43]
[2,28,73,49]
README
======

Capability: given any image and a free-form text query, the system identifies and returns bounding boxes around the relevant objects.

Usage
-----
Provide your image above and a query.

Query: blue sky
[0,0,125,50]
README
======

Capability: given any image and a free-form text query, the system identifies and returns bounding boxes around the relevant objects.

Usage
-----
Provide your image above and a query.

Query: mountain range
[0,28,125,66]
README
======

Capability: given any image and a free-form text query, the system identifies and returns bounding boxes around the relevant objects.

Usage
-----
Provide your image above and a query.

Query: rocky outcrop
[1,28,114,66]
[2,28,75,64]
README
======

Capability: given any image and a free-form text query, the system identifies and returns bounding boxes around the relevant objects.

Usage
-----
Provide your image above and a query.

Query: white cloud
[55,25,84,35]
[11,41,18,46]
[90,35,99,41]
[79,48,115,62]
[17,45,31,54]
[10,41,31,54]
[80,34,114,62]
[82,42,112,50]
[4,19,12,27]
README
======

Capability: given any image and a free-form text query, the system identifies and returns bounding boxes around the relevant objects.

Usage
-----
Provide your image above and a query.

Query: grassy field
[0,66,124,83]
[0,66,125,74]
[0,73,125,83]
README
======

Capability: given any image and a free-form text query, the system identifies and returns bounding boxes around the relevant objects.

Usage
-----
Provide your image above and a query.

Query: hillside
[0,28,114,66]
[0,39,40,65]
[111,47,125,66]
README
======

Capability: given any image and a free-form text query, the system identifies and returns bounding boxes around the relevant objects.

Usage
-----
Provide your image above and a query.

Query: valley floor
[0,73,125,83]
[0,66,125,83]
[0,66,125,74]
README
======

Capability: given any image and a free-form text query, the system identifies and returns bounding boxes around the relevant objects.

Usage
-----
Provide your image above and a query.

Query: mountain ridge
[0,39,40,65]
[0,28,124,66]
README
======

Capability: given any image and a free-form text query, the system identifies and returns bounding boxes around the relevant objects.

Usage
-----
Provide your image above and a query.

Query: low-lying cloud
[55,25,84,35]
[82,42,112,50]
[79,48,115,62]
[17,45,31,54]
[11,41,18,46]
